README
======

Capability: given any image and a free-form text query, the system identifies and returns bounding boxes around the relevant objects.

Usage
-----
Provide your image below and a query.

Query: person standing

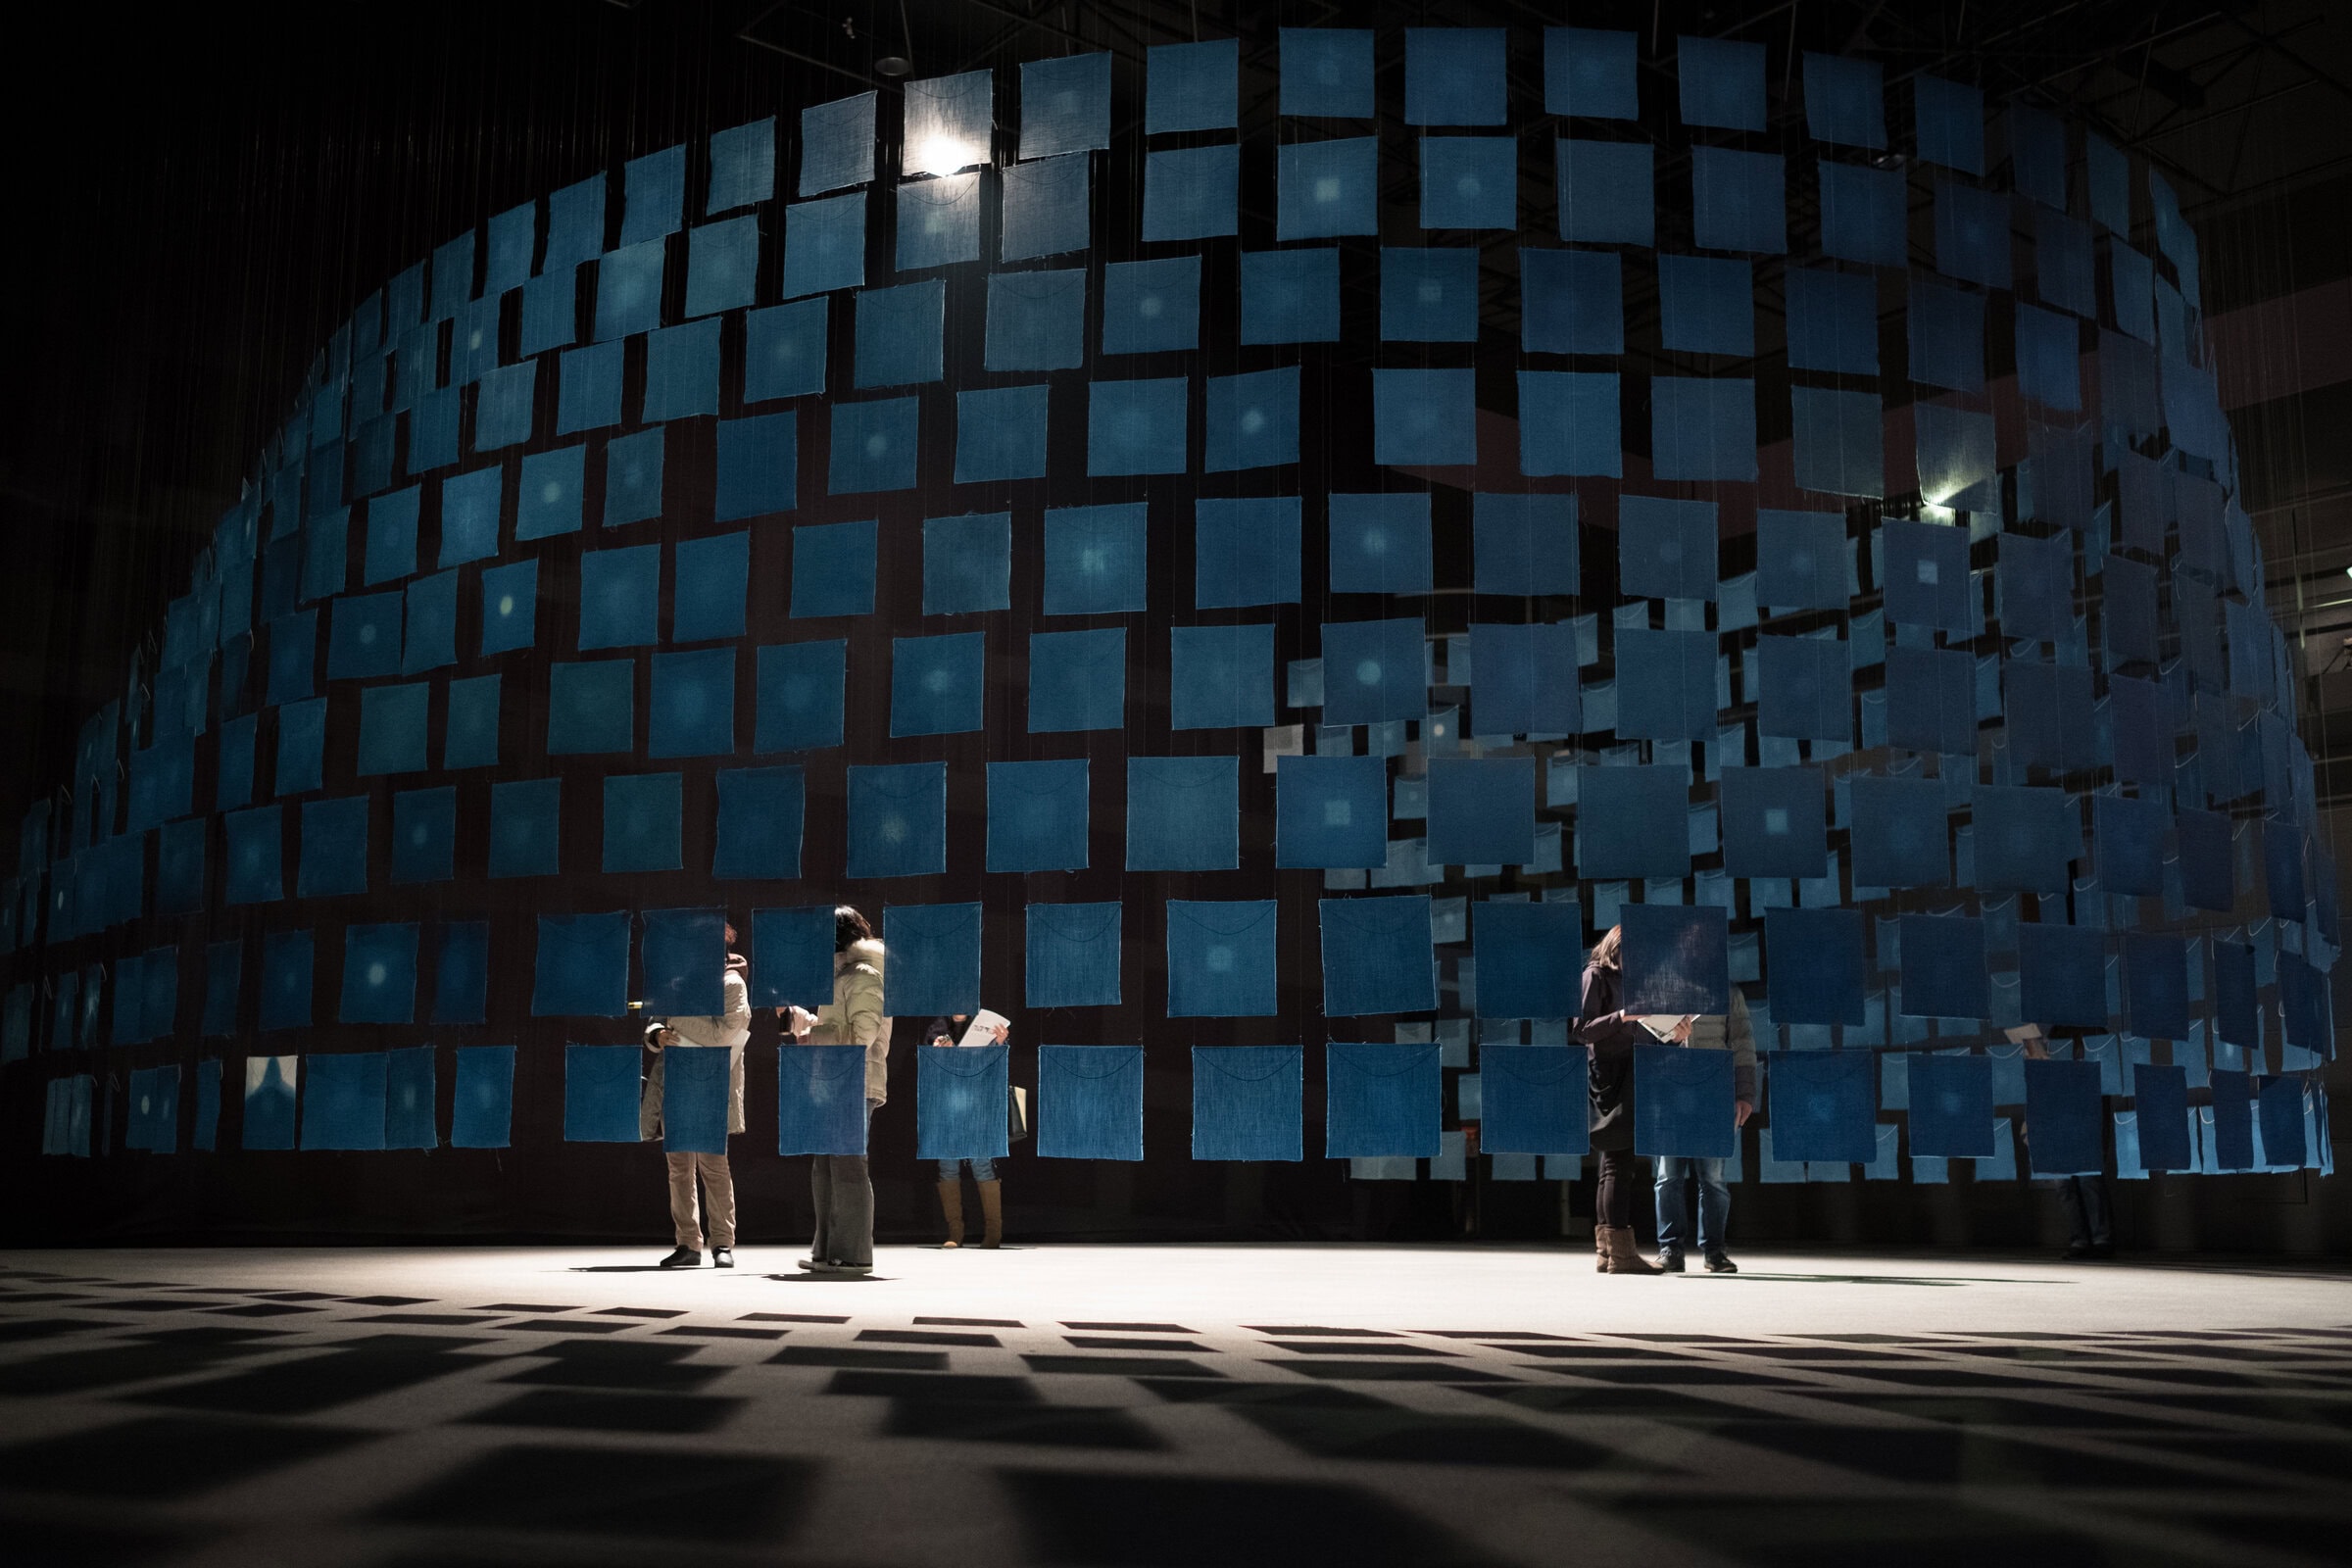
[923,1012,1012,1249]
[1652,992,1756,1274]
[2021,1027,2116,1260]
[1574,925,1662,1275]
[785,906,889,1277]
[646,923,752,1269]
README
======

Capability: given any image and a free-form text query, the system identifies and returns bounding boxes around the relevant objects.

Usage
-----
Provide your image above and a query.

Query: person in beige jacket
[783,906,890,1276]
[644,923,753,1269]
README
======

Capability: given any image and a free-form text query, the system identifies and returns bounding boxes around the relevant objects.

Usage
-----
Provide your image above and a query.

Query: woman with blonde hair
[1574,924,1661,1275]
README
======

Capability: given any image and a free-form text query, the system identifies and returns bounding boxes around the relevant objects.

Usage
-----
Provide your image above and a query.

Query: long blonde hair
[1592,924,1622,969]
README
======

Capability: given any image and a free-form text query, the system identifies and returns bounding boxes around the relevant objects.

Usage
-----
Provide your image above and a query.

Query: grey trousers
[809,1101,879,1266]
[666,1152,734,1250]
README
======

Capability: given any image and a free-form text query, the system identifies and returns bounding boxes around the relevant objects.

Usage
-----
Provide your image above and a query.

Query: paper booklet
[1639,1014,1697,1042]
[956,1009,1010,1049]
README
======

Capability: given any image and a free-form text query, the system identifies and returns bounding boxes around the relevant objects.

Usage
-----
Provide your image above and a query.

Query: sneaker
[1703,1252,1739,1274]
[711,1248,734,1268]
[658,1248,703,1269]
[1656,1250,1687,1273]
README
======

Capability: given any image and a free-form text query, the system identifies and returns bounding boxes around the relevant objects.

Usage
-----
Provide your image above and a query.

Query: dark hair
[834,905,873,954]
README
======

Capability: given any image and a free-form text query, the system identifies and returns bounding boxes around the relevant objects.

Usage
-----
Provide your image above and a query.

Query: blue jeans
[1654,1156,1730,1257]
[938,1156,996,1182]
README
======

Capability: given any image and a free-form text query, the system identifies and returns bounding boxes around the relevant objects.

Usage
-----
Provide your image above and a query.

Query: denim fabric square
[1427,758,1536,867]
[1277,136,1378,240]
[326,590,403,680]
[564,1044,641,1140]
[297,796,369,898]
[848,761,948,879]
[1621,905,1730,1015]
[1785,268,1878,375]
[1240,247,1340,344]
[783,192,866,297]
[1474,900,1584,1019]
[1678,32,1765,128]
[1087,377,1188,476]
[2123,932,2189,1041]
[338,922,418,1026]
[1044,503,1147,614]
[1327,494,1433,596]
[1754,634,1850,743]
[1691,147,1787,253]
[855,278,945,388]
[649,647,735,759]
[1635,1044,1738,1157]
[1127,757,1239,871]
[1555,139,1653,245]
[1372,368,1476,466]
[987,760,1089,872]
[403,568,459,674]
[923,512,1012,614]
[1804,51,1886,147]
[885,903,984,1017]
[619,143,685,246]
[1521,248,1622,355]
[1101,256,1200,356]
[708,117,775,214]
[1167,901,1277,1017]
[474,361,537,453]
[702,765,805,882]
[916,1042,1009,1161]
[1847,774,1947,887]
[746,906,836,1011]
[155,816,208,915]
[1791,387,1884,499]
[124,1064,178,1152]
[1898,913,1987,1018]
[259,929,314,1033]
[955,385,1049,483]
[1000,152,1091,260]
[1913,74,1984,173]
[1275,755,1388,869]
[2015,922,2107,1027]
[303,1052,389,1151]
[1766,1050,1879,1162]
[1320,617,1427,725]
[828,397,918,494]
[536,913,631,1018]
[593,239,664,341]
[1764,906,1866,1025]
[2023,1058,2104,1175]
[743,299,827,404]
[776,1045,868,1154]
[1020,51,1109,158]
[302,510,351,604]
[982,268,1084,371]
[1169,623,1275,730]
[800,93,875,196]
[639,906,726,1018]
[1192,1045,1301,1157]
[659,1042,731,1155]
[1659,254,1755,355]
[1203,367,1300,471]
[1995,530,2074,643]
[673,531,750,643]
[577,544,661,652]
[1142,144,1238,242]
[1030,626,1126,732]
[790,519,878,618]
[1469,622,1579,738]
[2131,1061,2193,1169]
[643,318,722,419]
[897,172,979,270]
[1420,136,1516,228]
[1379,248,1480,342]
[389,786,455,886]
[1325,1042,1442,1158]
[2210,1070,2255,1170]
[716,411,799,517]
[1651,377,1757,482]
[1618,496,1717,601]
[356,682,429,776]
[1282,26,1372,116]
[2090,793,2167,897]
[1720,766,1828,879]
[603,772,683,873]
[2212,939,2258,1050]
[1614,626,1719,743]
[1196,497,1303,610]
[520,265,579,359]
[1880,519,1973,632]
[1576,764,1690,879]
[1020,902,1121,1009]
[2177,807,2232,911]
[240,1055,298,1150]
[1883,647,1977,756]
[1035,1046,1142,1159]
[891,631,985,737]
[755,640,846,753]
[202,941,242,1037]
[443,673,501,769]
[408,387,461,471]
[364,486,420,586]
[1935,179,2012,290]
[1320,898,1437,1016]
[1481,1045,1592,1154]
[1972,784,2075,895]
[483,778,559,881]
[1908,277,1985,392]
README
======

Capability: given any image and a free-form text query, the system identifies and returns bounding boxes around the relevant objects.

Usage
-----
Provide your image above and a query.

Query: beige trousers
[665,1151,735,1250]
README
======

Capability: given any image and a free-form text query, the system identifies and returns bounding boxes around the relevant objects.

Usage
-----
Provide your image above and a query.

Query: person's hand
[1668,1017,1694,1044]
[656,1029,679,1049]
[785,1005,816,1040]
[990,1023,1009,1045]
[1734,1099,1754,1127]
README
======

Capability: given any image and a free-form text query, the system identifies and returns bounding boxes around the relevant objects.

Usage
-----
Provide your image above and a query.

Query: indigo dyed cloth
[1318,896,1437,1016]
[533,912,631,1017]
[1480,1045,1591,1154]
[2132,1061,2193,1170]
[1324,1043,1441,1158]
[2017,923,2108,1028]
[1473,900,1584,1020]
[752,906,841,1010]
[884,903,983,1016]
[1037,1045,1144,1160]
[1764,1050,1879,1163]
[2210,1070,2255,1170]
[125,1065,179,1153]
[662,1043,733,1155]
[1274,755,1388,869]
[1166,900,1277,1017]
[641,907,725,1017]
[338,922,418,1025]
[1191,1046,1303,1160]
[777,1046,869,1154]
[385,1045,436,1151]
[1621,905,1730,1014]
[564,1044,642,1143]
[2258,1076,2307,1169]
[303,1052,389,1152]
[1128,756,1240,870]
[1906,1052,1995,1157]
[1634,1045,1737,1158]
[433,922,491,1025]
[2023,1057,2104,1175]
[1763,906,1866,1025]
[916,1043,1010,1161]
[1026,902,1123,1008]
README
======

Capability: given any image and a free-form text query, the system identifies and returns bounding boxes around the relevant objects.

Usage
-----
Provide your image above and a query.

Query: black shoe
[711,1248,734,1268]
[2086,1242,2116,1261]
[1704,1251,1739,1274]
[2062,1241,2093,1261]
[659,1248,703,1269]
[1656,1250,1687,1273]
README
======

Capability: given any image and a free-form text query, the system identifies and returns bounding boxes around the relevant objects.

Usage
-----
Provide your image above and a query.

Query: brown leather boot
[1593,1225,1609,1274]
[977,1179,1004,1249]
[1599,1225,1662,1275]
[936,1180,964,1249]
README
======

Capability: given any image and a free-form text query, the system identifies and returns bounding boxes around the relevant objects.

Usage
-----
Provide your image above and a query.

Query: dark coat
[1574,961,1651,1152]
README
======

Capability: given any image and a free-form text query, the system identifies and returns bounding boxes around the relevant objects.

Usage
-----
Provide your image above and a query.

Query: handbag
[1007,1084,1031,1144]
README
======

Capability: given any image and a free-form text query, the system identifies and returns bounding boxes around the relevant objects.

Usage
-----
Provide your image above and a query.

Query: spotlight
[876,55,910,77]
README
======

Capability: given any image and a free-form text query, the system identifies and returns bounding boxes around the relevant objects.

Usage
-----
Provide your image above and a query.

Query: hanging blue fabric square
[1678,32,1765,128]
[604,772,683,873]
[1848,774,1949,887]
[1037,1047,1143,1160]
[217,714,257,810]
[1195,497,1302,610]
[1400,24,1504,122]
[955,385,1049,484]
[302,510,351,602]
[1240,248,1340,344]
[749,906,837,1010]
[917,1043,1010,1161]
[1141,144,1238,243]
[577,544,660,651]
[890,631,985,737]
[714,410,801,515]
[1721,766,1828,879]
[1379,248,1480,341]
[1146,35,1236,130]
[1100,256,1199,355]
[488,778,562,879]
[1000,153,1091,259]
[853,279,943,388]
[1169,624,1275,731]
[432,921,489,1025]
[1482,1045,1591,1155]
[1898,914,1986,1018]
[267,613,317,705]
[189,1058,221,1151]
[1026,903,1122,1008]
[1192,1046,1302,1160]
[662,1044,732,1156]
[1972,785,2075,895]
[642,907,726,1016]
[896,172,980,270]
[648,648,735,760]
[1791,387,1884,498]
[326,591,403,684]
[2014,303,2082,411]
[799,92,873,195]
[1658,255,1754,354]
[593,238,665,341]
[789,520,877,619]
[777,1045,868,1154]
[1765,1050,1878,1162]
[2210,1069,2255,1169]
[782,192,865,296]
[156,816,207,914]
[982,269,1084,370]
[1614,627,1718,743]
[1319,897,1436,1016]
[1555,140,1653,246]
[534,911,630,1017]
[125,1064,178,1152]
[756,640,846,753]
[1168,901,1278,1017]
[383,1045,434,1151]
[2257,1077,2307,1168]
[1936,180,2013,289]
[1906,1052,1996,1156]
[1277,136,1378,239]
[402,569,458,674]
[297,797,368,899]
[1690,147,1787,253]
[2107,677,2172,786]
[1127,757,1239,871]
[140,946,178,1040]
[2264,820,2307,917]
[1420,137,1515,229]
[673,531,750,642]
[275,696,326,795]
[1281,25,1372,115]
[1785,269,1878,374]
[987,760,1090,872]
[713,765,804,881]
[1087,377,1188,476]
[1636,1044,1738,1156]
[1475,901,1584,1020]
[1204,368,1299,471]
[1619,496,1718,600]
[743,300,827,405]
[1916,402,1999,510]
[1520,247,1622,355]
[2002,662,2097,771]
[2090,794,2168,896]
[1325,1043,1442,1158]
[564,1043,642,1143]
[1914,74,1984,172]
[1755,635,1850,743]
[240,1054,297,1149]
[2015,922,2107,1027]
[203,940,242,1037]
[1908,279,1985,392]
[365,486,420,585]
[1802,51,1886,147]
[2280,952,2330,1057]
[1324,493,1435,598]
[1274,755,1387,869]
[1372,368,1475,466]
[1883,647,1977,756]
[1019,51,1109,157]
[1044,503,1148,614]
[339,922,418,1025]
[2178,808,2233,910]
[620,142,685,244]
[1473,495,1579,596]
[2123,933,2189,1041]
[1576,765,1690,879]
[848,761,949,879]
[2132,1061,2193,1170]
[923,513,1011,615]
[1427,758,1536,867]
[1320,617,1427,725]
[547,660,633,758]
[2023,1058,2104,1175]
[1880,519,1973,631]
[447,1044,513,1152]
[520,266,579,361]
[356,683,428,777]
[1469,622,1579,738]
[476,560,537,658]
[302,1052,388,1151]
[708,117,775,214]
[1030,627,1127,733]
[1622,905,1731,1014]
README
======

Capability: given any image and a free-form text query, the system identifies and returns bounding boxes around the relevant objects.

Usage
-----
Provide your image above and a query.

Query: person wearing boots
[923,1012,1012,1248]
[1652,991,1756,1274]
[1574,924,1661,1275]
[645,922,753,1269]
[783,906,890,1277]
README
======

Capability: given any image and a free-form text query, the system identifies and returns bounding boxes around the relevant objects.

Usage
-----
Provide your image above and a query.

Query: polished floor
[2,1244,2349,1567]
